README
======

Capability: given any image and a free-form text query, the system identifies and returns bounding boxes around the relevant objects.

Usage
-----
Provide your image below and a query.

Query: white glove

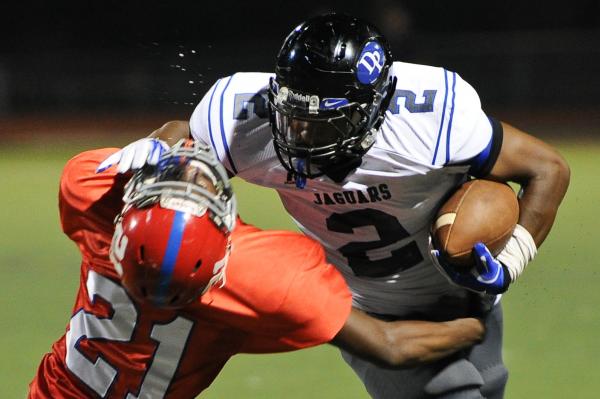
[96,138,170,173]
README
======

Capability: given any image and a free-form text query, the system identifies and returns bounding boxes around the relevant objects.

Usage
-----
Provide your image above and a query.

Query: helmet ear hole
[138,245,145,263]
[140,286,148,298]
[169,294,181,305]
[193,259,202,273]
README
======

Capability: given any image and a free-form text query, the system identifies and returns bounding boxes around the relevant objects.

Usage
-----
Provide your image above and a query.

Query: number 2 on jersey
[65,271,193,398]
[326,209,424,277]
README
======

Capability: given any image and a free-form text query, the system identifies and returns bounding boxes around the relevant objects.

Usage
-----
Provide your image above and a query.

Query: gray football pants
[340,303,508,399]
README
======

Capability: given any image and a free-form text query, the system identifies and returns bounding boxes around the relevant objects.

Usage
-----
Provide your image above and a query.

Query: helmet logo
[110,221,128,276]
[320,98,350,110]
[278,86,320,114]
[356,41,386,84]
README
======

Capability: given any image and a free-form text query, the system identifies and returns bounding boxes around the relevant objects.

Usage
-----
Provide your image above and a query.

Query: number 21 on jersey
[65,271,193,398]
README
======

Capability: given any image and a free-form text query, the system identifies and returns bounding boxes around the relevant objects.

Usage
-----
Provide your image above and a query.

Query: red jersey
[29,149,352,399]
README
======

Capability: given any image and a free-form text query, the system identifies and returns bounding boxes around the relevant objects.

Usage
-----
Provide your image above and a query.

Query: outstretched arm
[149,120,190,145]
[331,308,484,368]
[95,121,192,174]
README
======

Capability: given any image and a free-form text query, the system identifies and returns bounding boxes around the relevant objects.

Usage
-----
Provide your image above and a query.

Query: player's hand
[96,138,169,173]
[431,242,510,295]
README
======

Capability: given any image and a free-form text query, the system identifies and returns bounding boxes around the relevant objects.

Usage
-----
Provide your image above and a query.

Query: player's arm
[60,149,131,239]
[435,122,570,294]
[95,121,189,174]
[267,238,485,368]
[149,120,240,178]
[241,238,482,364]
[470,121,569,289]
[447,74,569,250]
[487,122,570,247]
[434,75,570,293]
[148,120,190,145]
[331,309,484,368]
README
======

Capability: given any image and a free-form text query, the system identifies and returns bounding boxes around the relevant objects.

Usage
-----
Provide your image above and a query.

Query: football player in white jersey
[102,13,569,399]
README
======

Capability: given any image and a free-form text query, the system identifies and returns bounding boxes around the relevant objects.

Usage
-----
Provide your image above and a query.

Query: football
[432,179,519,269]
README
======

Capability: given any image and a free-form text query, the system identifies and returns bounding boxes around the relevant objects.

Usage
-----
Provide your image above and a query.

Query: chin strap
[294,159,307,188]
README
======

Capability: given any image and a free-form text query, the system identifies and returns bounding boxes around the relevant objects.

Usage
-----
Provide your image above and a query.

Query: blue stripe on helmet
[156,210,186,304]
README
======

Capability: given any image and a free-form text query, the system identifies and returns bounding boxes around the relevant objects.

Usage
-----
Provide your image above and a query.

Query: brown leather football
[432,179,519,269]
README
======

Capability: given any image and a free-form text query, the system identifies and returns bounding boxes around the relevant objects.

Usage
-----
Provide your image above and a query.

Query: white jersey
[190,62,495,316]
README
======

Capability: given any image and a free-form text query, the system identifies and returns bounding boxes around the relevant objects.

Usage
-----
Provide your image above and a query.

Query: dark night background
[2,3,600,398]
[1,0,599,117]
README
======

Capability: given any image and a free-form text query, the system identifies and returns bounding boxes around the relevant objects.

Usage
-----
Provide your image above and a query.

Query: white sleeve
[190,79,220,148]
[189,76,240,175]
[445,73,493,164]
[188,72,276,178]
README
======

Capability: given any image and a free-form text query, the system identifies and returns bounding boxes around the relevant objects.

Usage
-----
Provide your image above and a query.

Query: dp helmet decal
[356,41,386,84]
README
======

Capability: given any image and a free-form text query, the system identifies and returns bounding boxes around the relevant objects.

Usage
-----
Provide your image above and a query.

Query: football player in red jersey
[29,140,485,399]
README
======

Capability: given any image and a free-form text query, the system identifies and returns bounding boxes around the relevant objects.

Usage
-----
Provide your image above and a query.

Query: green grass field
[1,135,599,398]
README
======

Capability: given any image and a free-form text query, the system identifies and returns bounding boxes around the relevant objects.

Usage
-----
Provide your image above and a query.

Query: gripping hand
[96,138,169,173]
[431,242,510,295]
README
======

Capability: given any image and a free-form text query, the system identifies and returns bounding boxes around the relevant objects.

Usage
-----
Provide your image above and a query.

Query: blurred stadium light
[0,1,598,116]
